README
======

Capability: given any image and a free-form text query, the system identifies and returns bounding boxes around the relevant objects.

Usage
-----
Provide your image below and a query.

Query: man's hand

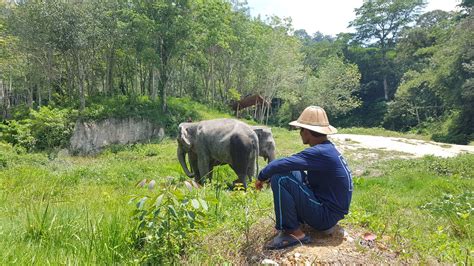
[255,179,267,191]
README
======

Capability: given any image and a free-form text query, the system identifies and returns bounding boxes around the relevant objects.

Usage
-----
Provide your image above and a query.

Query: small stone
[262,258,279,265]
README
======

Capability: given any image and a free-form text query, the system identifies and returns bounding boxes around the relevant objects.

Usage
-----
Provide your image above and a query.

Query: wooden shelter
[230,94,271,123]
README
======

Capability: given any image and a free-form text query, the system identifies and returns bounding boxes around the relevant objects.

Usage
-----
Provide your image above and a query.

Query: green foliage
[335,100,387,128]
[0,119,36,150]
[29,106,75,150]
[350,0,425,48]
[0,106,74,151]
[387,12,473,143]
[348,154,474,263]
[431,111,472,144]
[80,96,231,136]
[420,191,473,219]
[273,101,297,127]
[308,57,361,117]
[277,56,361,125]
[130,179,208,264]
[227,88,241,102]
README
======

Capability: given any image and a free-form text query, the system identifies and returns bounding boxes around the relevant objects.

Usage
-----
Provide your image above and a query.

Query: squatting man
[255,106,353,250]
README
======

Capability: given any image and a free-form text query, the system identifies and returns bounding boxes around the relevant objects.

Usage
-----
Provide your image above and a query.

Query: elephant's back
[197,119,256,163]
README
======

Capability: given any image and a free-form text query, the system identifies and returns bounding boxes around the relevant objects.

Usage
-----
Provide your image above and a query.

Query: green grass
[346,155,473,263]
[1,122,473,263]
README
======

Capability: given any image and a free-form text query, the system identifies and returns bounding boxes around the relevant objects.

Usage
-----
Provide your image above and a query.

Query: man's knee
[270,173,287,189]
[270,172,296,190]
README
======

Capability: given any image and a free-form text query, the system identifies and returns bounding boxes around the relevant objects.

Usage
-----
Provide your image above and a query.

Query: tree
[152,0,193,112]
[386,10,473,143]
[349,0,425,100]
[306,57,361,117]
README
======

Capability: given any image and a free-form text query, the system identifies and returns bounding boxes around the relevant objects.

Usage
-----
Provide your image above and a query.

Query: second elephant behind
[252,126,276,163]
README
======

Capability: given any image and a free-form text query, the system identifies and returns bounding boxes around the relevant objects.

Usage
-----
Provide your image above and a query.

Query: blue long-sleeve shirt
[258,140,353,216]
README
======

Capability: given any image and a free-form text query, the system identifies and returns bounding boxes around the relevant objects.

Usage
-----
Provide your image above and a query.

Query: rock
[261,258,279,265]
[69,118,164,155]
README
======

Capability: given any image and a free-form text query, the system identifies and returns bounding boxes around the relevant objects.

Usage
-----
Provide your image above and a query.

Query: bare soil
[330,134,474,158]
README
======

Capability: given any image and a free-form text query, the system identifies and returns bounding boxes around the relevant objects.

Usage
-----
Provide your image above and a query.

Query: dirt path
[330,134,474,158]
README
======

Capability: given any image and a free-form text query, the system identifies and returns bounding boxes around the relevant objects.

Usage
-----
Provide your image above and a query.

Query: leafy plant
[130,179,208,264]
[420,191,473,219]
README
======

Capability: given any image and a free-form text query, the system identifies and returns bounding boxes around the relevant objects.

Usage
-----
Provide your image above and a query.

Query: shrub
[29,106,76,150]
[0,119,36,150]
[0,106,75,151]
[130,179,208,264]
[431,110,471,144]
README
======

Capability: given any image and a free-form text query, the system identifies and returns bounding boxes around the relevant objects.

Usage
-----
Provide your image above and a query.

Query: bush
[29,106,76,150]
[383,100,418,131]
[0,119,36,150]
[335,100,387,128]
[0,106,75,151]
[431,110,472,145]
[130,179,208,264]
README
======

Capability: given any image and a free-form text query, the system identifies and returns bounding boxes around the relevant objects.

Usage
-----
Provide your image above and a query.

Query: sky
[245,0,461,36]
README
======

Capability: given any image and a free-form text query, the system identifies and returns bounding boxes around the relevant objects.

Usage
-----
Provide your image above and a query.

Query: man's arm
[257,147,321,182]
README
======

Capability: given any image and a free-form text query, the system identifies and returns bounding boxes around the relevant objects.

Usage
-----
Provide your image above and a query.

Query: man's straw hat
[289,106,337,135]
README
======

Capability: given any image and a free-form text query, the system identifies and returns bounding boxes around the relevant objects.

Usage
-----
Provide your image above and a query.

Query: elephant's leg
[230,159,249,189]
[207,161,215,182]
[247,157,256,182]
[196,155,211,185]
[229,135,253,189]
[188,152,199,177]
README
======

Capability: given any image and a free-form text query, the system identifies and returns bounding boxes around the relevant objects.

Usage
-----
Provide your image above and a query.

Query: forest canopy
[0,0,472,145]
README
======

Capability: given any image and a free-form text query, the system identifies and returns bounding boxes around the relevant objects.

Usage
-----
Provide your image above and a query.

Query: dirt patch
[330,134,474,158]
[242,219,407,265]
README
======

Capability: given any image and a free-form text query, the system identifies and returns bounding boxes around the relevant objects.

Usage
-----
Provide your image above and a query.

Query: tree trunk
[151,67,157,100]
[159,38,169,112]
[1,78,9,119]
[76,53,85,112]
[159,68,167,112]
[381,46,389,101]
[65,58,73,101]
[383,75,389,101]
[106,48,114,96]
[148,65,153,97]
[47,47,53,103]
[35,84,42,107]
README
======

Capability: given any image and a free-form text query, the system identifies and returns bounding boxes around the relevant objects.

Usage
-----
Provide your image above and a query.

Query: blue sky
[245,0,461,36]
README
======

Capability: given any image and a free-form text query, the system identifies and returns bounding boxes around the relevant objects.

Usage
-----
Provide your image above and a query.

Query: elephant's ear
[178,125,192,149]
[253,128,263,138]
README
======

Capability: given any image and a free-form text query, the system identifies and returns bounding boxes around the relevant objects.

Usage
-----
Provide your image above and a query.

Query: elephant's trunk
[267,151,276,163]
[177,145,194,177]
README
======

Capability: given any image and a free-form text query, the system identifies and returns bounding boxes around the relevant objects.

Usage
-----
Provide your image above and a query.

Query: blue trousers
[270,171,341,231]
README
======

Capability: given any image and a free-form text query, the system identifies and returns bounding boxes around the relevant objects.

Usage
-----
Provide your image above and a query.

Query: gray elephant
[252,126,276,163]
[177,118,259,188]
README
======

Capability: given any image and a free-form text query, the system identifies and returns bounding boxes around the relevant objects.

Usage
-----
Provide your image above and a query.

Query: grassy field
[0,126,473,264]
